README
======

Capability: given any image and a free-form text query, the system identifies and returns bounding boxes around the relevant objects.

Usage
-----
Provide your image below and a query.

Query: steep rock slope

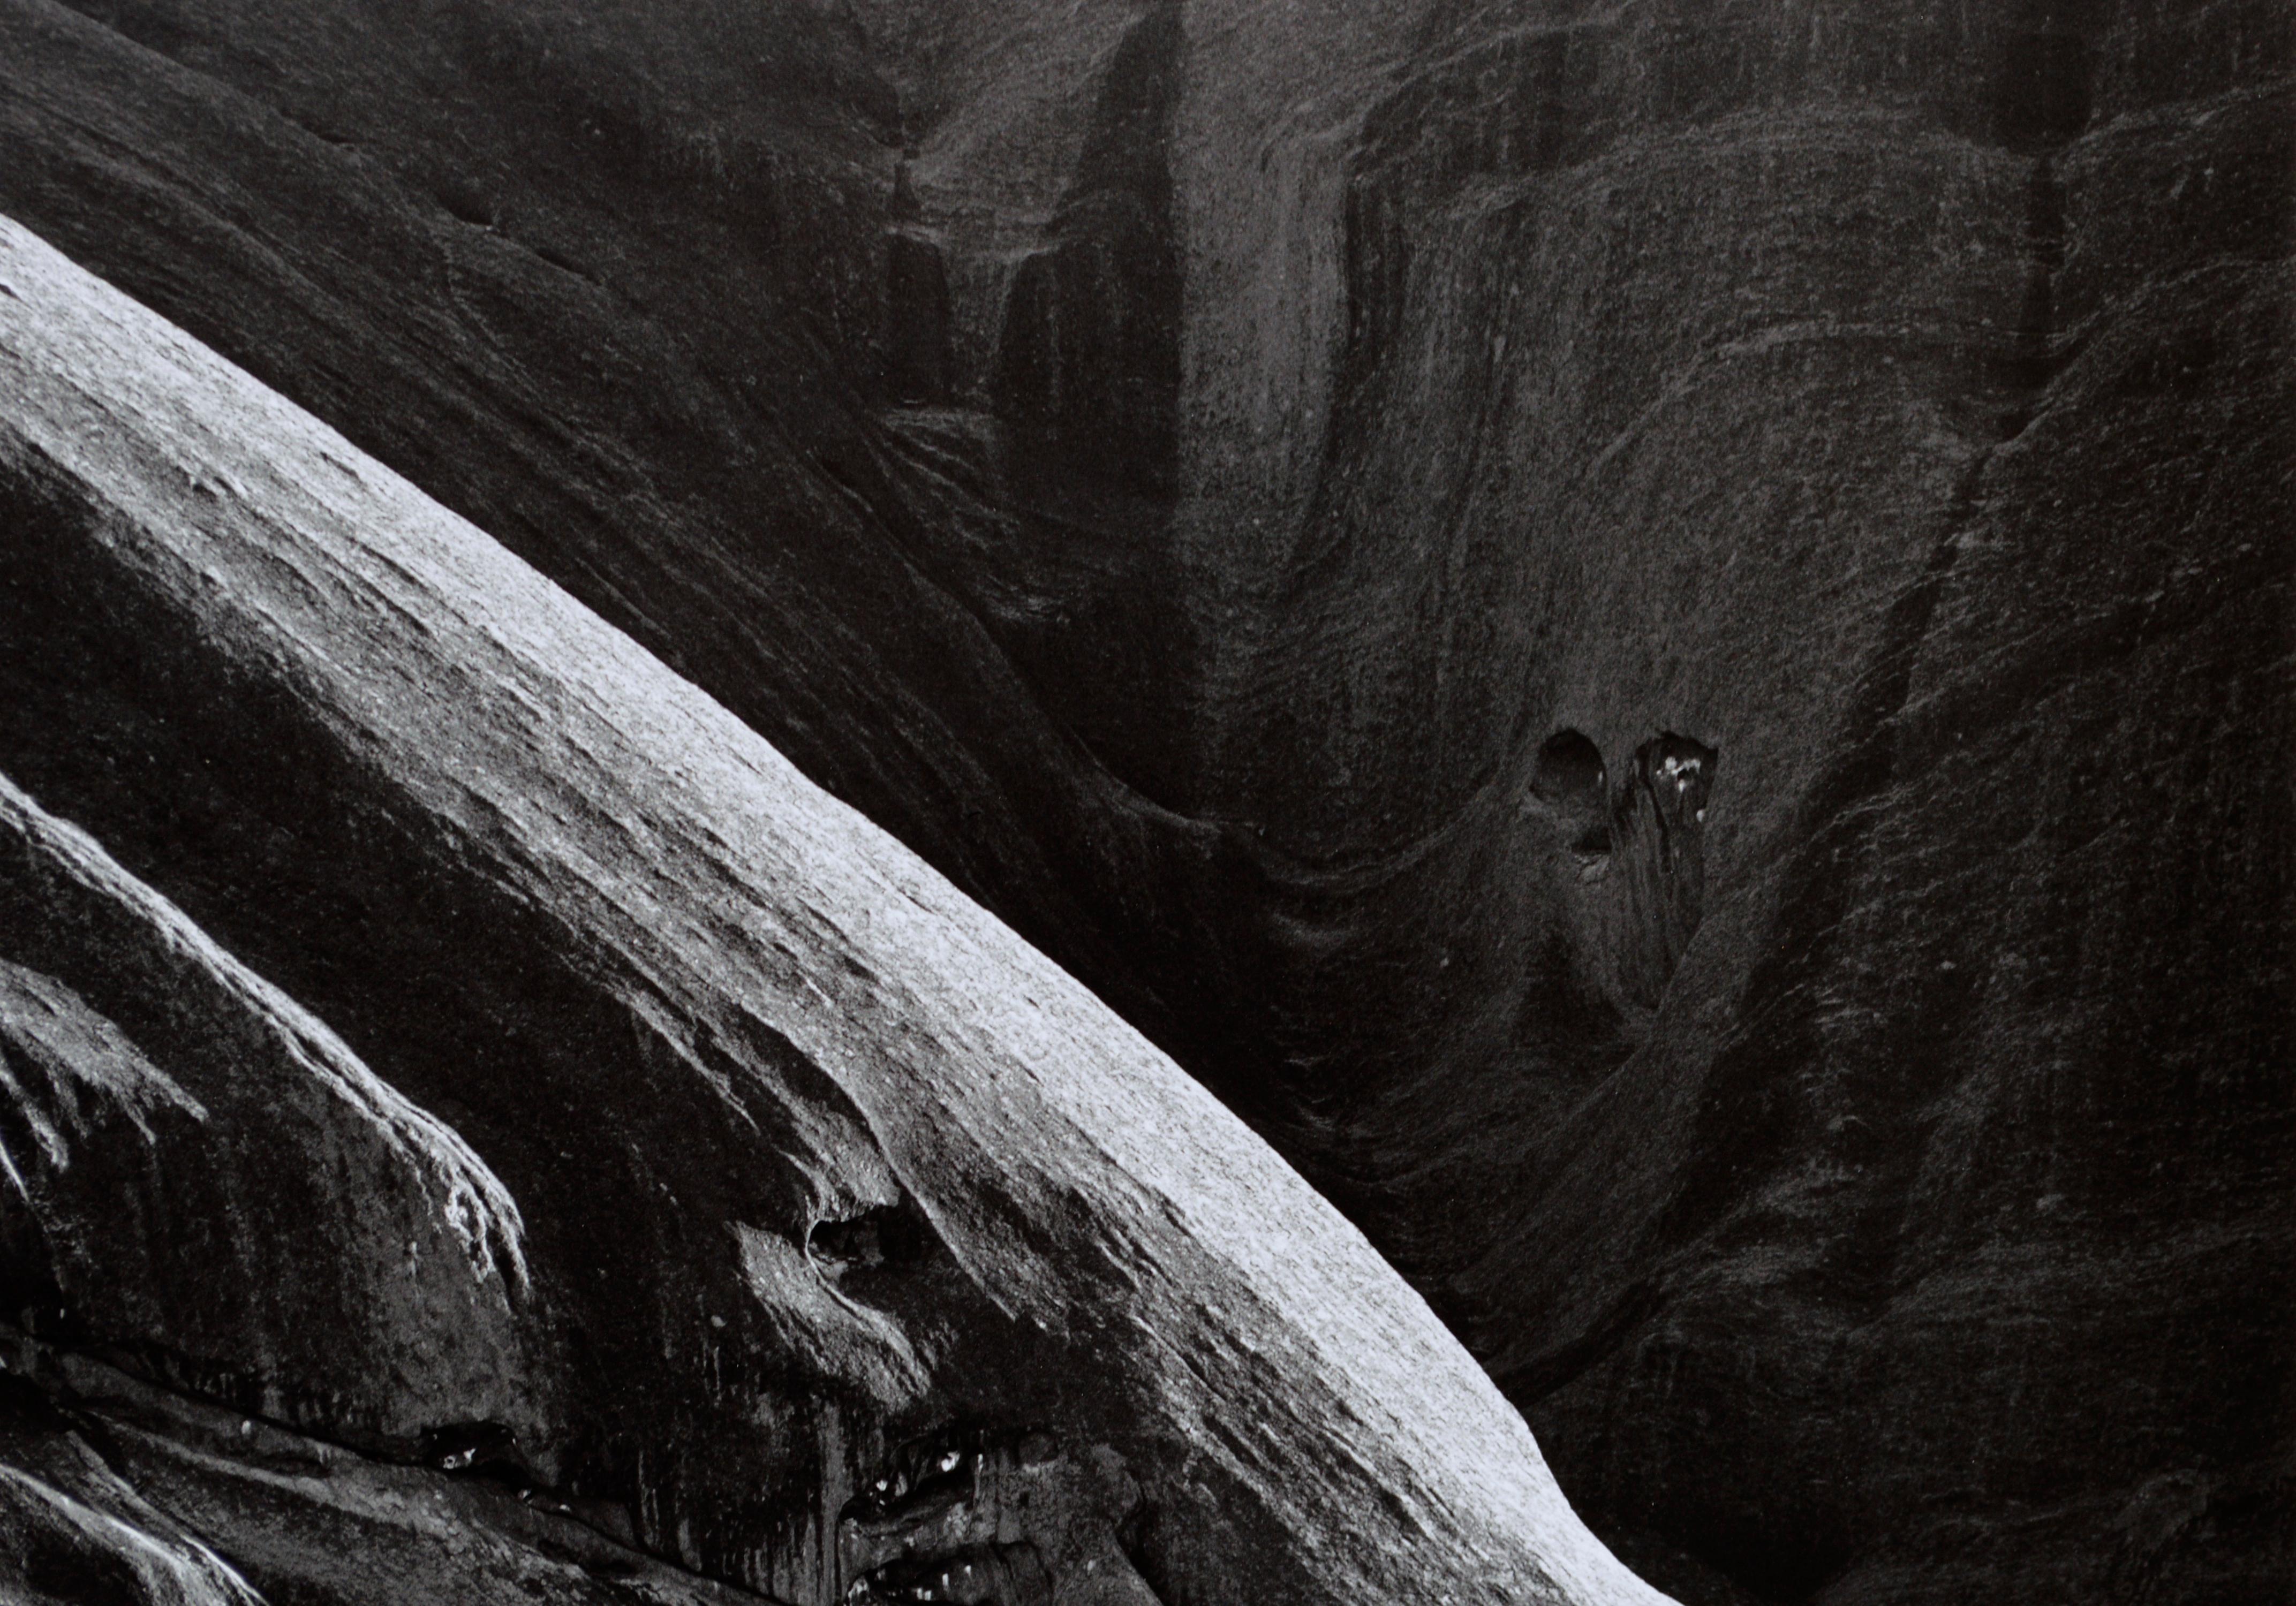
[0,211,1667,1605]
[0,0,1221,1065]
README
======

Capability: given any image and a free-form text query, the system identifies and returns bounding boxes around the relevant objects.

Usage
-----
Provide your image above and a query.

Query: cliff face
[1167,5,2293,1602]
[0,1,2287,1603]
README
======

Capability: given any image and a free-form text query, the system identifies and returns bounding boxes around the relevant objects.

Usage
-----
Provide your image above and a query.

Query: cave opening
[806,1199,933,1277]
[1994,28,2094,147]
[1532,729,1606,807]
[1532,729,1614,854]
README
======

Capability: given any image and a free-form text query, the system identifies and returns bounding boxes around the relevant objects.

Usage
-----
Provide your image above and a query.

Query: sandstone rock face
[0,1,2286,1601]
[0,211,1665,1604]
[0,773,533,1449]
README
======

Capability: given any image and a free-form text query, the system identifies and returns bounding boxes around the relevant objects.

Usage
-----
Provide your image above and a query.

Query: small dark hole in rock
[809,1199,932,1274]
[844,1422,1053,1528]
[1531,729,1605,806]
[845,1423,990,1524]
[420,1420,527,1483]
[1996,31,2093,145]
[1633,733,1719,831]
[435,179,497,228]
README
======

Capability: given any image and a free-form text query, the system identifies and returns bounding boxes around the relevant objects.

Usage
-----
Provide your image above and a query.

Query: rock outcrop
[0,1,2286,1601]
[0,211,1665,1604]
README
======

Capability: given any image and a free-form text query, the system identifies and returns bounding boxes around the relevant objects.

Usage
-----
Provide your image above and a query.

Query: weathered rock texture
[1,1330,770,1606]
[0,772,532,1445]
[0,0,2287,1601]
[0,212,1666,1604]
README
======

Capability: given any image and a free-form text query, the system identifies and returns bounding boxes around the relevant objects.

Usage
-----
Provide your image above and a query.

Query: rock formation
[0,1,2287,1601]
[0,211,1671,1602]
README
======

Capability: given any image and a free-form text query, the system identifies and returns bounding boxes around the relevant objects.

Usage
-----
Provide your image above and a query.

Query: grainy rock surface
[0,212,1666,1605]
[1,1332,768,1606]
[0,1,2287,1601]
[0,771,533,1449]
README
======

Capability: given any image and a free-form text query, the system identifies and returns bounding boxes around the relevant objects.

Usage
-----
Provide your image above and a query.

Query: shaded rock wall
[1181,7,2294,1602]
[0,774,535,1454]
[0,1334,772,1606]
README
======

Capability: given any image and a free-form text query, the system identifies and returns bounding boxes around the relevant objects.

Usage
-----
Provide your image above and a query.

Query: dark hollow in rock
[1532,729,1607,807]
[841,1426,1157,1605]
[421,1420,530,1481]
[809,1201,938,1279]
